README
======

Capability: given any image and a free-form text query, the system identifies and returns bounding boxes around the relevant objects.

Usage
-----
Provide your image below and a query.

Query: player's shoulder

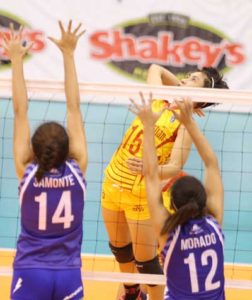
[18,162,38,192]
[66,159,87,186]
[205,214,221,226]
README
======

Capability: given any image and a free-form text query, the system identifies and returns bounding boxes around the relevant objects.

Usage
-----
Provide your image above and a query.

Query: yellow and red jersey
[104,99,181,195]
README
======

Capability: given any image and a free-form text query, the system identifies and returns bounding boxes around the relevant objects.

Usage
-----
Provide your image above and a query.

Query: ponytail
[35,145,57,182]
[32,122,69,182]
[163,176,207,235]
[161,200,204,235]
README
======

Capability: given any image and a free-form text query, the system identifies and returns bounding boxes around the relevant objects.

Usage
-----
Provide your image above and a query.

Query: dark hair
[31,122,69,182]
[161,176,206,235]
[196,67,229,109]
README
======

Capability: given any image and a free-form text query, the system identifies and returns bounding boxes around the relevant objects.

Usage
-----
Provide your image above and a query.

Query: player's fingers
[184,97,193,109]
[139,91,146,106]
[129,98,141,111]
[73,23,82,34]
[48,36,59,45]
[25,42,34,52]
[1,40,8,51]
[128,157,142,163]
[127,159,142,167]
[194,108,205,117]
[68,20,72,32]
[17,25,24,40]
[9,22,15,37]
[128,106,139,116]
[174,99,184,111]
[77,29,86,39]
[169,108,180,120]
[58,20,65,35]
[2,33,9,44]
[148,92,154,106]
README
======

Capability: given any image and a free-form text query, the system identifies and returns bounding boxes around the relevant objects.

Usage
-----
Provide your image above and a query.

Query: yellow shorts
[101,178,150,220]
[101,178,173,220]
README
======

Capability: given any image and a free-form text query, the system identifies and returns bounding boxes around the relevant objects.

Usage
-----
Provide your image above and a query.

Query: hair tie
[211,77,215,88]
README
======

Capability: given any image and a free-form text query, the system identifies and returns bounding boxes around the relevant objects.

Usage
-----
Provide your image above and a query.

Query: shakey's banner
[0,0,252,89]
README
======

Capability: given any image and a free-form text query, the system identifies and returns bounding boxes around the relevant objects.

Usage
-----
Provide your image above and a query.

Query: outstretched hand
[129,92,165,126]
[48,20,85,54]
[193,107,205,117]
[1,23,33,61]
[168,97,194,125]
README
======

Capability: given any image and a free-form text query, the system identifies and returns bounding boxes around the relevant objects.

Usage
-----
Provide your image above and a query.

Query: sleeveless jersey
[161,216,225,300]
[14,159,86,269]
[104,100,180,194]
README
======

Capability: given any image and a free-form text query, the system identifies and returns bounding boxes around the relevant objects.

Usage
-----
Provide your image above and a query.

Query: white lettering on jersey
[181,233,217,250]
[33,174,75,188]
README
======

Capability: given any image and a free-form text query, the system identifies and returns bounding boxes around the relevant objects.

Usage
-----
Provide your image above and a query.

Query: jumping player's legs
[126,217,164,300]
[102,180,145,299]
[101,179,132,248]
[102,207,140,299]
[102,207,135,274]
[102,179,164,299]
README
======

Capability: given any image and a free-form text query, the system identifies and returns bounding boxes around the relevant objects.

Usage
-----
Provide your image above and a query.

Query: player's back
[162,215,225,300]
[14,159,86,269]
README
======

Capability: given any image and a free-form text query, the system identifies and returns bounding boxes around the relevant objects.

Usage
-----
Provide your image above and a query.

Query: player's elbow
[147,64,161,75]
[159,163,181,180]
[143,163,158,178]
[205,153,219,169]
[13,104,28,117]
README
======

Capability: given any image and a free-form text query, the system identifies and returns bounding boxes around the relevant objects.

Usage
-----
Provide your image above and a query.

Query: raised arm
[159,125,192,180]
[129,93,169,237]
[49,21,88,174]
[2,25,33,179]
[170,99,224,225]
[147,64,180,86]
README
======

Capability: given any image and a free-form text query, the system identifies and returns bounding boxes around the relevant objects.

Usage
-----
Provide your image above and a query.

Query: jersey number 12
[184,249,221,293]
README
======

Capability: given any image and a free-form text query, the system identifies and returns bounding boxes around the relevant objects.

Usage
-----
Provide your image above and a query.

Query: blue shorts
[11,268,83,300]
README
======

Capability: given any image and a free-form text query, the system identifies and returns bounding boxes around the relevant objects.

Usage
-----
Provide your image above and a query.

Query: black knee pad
[109,242,134,263]
[135,256,163,287]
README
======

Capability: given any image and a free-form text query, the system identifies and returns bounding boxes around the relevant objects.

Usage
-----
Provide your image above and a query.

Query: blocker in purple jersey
[11,268,83,300]
[161,216,225,300]
[14,159,86,269]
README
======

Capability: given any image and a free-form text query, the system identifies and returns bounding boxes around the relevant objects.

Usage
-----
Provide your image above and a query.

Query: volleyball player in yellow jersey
[101,64,228,300]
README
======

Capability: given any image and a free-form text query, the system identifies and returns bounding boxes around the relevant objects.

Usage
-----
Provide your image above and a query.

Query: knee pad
[135,256,163,287]
[109,242,134,263]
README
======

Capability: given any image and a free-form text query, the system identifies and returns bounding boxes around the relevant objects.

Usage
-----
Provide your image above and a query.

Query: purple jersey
[161,216,225,300]
[14,159,86,269]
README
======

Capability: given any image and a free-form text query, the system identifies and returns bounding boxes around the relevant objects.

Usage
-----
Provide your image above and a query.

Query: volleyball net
[0,80,252,290]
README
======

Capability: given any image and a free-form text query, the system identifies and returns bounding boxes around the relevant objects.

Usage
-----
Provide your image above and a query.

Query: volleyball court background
[0,0,252,298]
[0,90,251,266]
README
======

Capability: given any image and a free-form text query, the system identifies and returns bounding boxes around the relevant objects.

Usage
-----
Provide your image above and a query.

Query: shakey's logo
[0,11,46,68]
[89,13,245,81]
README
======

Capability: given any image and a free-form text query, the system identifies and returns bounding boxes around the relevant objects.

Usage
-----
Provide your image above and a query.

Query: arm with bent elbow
[147,64,180,86]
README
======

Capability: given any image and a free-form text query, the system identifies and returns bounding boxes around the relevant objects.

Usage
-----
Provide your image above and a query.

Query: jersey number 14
[35,191,74,230]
